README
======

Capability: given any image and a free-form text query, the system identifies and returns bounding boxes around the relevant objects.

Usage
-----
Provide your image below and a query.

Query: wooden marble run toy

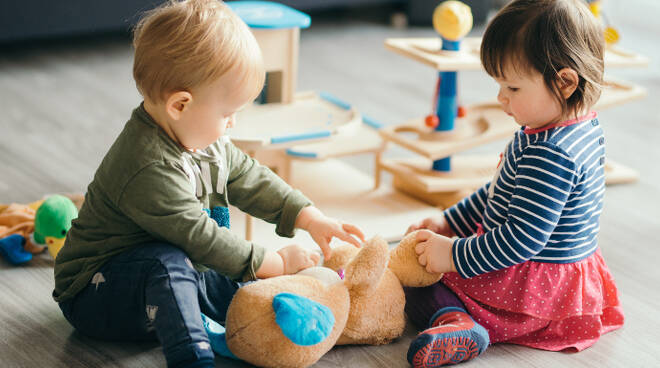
[378,0,649,208]
[226,1,387,239]
[424,0,473,172]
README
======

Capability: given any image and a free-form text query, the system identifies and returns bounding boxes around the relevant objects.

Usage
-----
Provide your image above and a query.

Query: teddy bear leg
[407,306,489,367]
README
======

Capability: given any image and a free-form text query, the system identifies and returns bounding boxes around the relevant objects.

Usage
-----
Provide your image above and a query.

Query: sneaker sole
[412,336,479,367]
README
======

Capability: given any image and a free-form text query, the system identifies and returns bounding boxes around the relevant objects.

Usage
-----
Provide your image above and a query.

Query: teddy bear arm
[389,231,443,287]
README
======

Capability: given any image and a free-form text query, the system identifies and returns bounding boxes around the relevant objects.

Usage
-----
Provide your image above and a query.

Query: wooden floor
[1,2,659,367]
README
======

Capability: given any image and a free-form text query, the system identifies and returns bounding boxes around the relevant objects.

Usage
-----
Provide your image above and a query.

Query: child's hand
[406,214,455,237]
[295,206,365,260]
[277,245,321,275]
[414,230,456,274]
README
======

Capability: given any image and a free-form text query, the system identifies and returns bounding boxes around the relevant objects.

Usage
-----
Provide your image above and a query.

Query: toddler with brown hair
[405,0,624,366]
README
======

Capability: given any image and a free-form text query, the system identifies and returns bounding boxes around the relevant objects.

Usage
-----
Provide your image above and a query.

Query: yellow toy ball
[432,0,473,41]
[604,26,620,44]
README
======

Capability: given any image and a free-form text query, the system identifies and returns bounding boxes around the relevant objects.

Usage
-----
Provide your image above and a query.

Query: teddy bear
[207,230,441,368]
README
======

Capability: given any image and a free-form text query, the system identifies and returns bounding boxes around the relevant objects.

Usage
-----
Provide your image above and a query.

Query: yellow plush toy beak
[46,237,65,259]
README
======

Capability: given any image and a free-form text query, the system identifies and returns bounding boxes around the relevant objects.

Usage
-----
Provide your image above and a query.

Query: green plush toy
[33,195,78,259]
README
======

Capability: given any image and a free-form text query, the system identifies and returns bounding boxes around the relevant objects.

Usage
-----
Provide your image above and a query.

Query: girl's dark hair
[481,0,605,117]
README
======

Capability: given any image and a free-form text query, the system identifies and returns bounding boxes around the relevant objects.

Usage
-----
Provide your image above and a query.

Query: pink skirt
[441,249,624,351]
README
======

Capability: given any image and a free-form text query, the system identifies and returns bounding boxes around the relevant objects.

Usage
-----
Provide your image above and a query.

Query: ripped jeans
[58,243,240,368]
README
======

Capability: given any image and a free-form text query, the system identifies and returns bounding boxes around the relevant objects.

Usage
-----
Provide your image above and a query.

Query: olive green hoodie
[53,104,311,302]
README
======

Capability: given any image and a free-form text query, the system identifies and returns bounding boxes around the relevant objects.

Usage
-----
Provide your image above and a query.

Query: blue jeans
[58,243,241,368]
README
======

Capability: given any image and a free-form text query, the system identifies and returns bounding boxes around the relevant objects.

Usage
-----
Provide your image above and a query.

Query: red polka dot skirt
[441,249,624,351]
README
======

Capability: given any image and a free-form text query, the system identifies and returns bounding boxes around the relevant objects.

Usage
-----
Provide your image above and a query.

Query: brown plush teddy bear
[216,231,441,368]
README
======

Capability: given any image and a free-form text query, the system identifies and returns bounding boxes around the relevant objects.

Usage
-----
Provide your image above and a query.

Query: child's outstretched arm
[224,143,364,260]
[225,143,313,238]
[294,206,365,260]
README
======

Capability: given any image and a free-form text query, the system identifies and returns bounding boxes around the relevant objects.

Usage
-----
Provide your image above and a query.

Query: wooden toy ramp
[379,154,499,193]
[284,119,384,161]
[252,121,384,184]
[230,91,362,152]
[385,37,650,71]
[378,103,517,161]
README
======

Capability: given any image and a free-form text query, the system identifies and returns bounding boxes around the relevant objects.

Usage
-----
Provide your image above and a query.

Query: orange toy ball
[425,115,439,128]
[457,106,467,118]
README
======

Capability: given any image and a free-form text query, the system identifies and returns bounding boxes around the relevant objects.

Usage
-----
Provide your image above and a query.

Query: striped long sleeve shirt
[445,112,606,279]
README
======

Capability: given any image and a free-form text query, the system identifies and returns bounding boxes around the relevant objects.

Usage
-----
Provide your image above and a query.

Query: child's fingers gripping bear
[414,230,456,274]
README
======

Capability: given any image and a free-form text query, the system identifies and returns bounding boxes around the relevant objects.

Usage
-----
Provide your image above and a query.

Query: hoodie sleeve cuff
[241,243,266,282]
[275,189,313,238]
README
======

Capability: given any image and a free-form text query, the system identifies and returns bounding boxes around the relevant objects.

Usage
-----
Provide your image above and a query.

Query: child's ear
[165,91,193,120]
[557,68,579,99]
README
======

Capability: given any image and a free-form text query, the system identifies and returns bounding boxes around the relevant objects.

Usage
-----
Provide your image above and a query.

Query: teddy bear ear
[389,231,443,287]
[322,245,359,272]
[343,236,389,294]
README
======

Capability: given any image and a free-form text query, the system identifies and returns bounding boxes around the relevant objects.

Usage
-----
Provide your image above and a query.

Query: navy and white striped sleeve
[452,142,578,278]
[444,183,490,238]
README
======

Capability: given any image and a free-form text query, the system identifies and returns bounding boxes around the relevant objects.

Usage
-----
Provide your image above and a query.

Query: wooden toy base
[391,176,473,209]
[235,158,440,247]
[378,154,499,193]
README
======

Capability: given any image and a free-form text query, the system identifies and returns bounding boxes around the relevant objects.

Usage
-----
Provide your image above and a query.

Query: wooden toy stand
[379,36,649,208]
